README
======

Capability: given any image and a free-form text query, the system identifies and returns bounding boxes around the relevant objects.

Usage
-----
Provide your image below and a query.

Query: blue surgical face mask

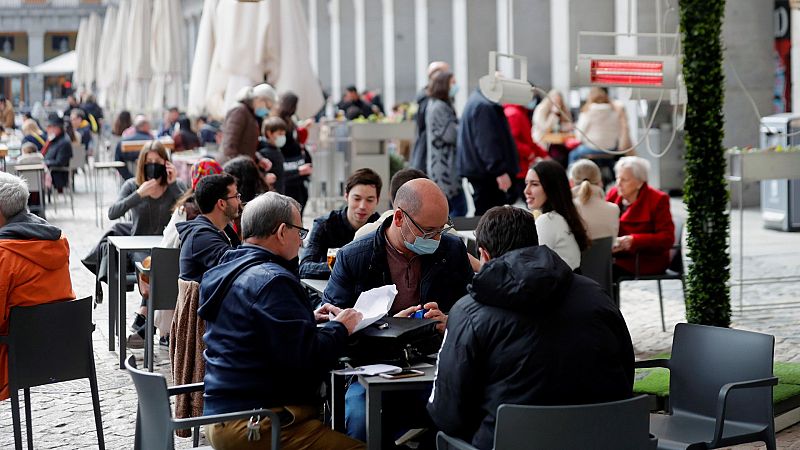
[401,220,440,255]
[274,135,287,148]
[255,107,269,118]
[527,100,537,110]
[449,84,459,98]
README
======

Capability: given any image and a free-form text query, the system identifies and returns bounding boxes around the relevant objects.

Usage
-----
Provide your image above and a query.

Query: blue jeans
[448,190,468,217]
[344,379,433,445]
[345,381,367,441]
[568,144,611,166]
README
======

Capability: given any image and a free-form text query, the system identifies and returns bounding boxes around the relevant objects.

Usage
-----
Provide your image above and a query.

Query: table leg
[365,383,382,450]
[118,249,127,369]
[331,373,346,432]
[107,243,118,352]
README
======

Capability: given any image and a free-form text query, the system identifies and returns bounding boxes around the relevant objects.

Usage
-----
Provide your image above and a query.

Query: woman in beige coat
[569,159,620,240]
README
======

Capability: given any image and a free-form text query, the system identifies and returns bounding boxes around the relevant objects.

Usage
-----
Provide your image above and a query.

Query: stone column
[27,30,45,105]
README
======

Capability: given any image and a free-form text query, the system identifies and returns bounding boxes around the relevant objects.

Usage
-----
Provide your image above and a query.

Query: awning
[0,55,31,76]
[33,51,77,75]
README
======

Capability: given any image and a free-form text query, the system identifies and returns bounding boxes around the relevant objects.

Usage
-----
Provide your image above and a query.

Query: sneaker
[158,335,169,347]
[130,313,146,332]
[127,332,145,349]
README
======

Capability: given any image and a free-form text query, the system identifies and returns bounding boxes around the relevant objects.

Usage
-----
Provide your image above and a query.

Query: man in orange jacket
[0,172,75,401]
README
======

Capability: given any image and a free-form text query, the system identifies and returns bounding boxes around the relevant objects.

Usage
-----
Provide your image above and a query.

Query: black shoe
[130,313,146,332]
[158,335,169,347]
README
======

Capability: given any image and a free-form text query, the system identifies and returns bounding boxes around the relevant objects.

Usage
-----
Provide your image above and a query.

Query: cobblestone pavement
[1,171,799,449]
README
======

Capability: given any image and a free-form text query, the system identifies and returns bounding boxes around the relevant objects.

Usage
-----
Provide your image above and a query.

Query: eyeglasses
[399,208,453,239]
[225,193,242,201]
[284,222,309,239]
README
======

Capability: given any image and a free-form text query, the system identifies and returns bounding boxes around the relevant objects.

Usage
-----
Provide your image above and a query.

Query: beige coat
[170,279,204,437]
[572,184,620,240]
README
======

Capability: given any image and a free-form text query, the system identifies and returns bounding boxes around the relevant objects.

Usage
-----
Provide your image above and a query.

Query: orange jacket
[0,216,74,401]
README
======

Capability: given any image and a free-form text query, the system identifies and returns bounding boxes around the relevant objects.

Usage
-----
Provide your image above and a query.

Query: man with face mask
[321,178,474,443]
[259,116,288,194]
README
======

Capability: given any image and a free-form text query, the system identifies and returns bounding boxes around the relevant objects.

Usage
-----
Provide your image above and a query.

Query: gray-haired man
[197,191,365,449]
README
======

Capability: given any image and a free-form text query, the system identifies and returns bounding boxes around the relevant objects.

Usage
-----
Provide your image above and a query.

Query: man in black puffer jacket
[427,206,634,450]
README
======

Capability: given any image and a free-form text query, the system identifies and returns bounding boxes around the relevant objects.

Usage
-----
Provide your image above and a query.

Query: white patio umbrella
[95,5,117,109]
[193,0,323,119]
[32,50,76,75]
[0,56,31,76]
[74,12,102,92]
[263,0,324,119]
[126,0,153,112]
[149,0,185,112]
[110,0,131,111]
[187,0,218,117]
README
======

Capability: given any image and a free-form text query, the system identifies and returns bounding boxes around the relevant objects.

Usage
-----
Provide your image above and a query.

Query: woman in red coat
[504,103,548,203]
[606,156,674,279]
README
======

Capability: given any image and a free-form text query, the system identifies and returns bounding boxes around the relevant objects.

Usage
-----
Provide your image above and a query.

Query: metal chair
[13,163,47,219]
[451,215,482,231]
[125,356,281,450]
[436,395,656,450]
[580,236,614,296]
[616,216,686,331]
[0,296,104,450]
[636,323,778,450]
[135,247,180,371]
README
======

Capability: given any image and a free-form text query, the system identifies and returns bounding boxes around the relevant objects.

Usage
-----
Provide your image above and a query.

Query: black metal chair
[636,323,778,450]
[0,296,104,450]
[135,247,180,371]
[125,356,281,449]
[436,395,656,450]
[616,217,686,331]
[580,236,614,296]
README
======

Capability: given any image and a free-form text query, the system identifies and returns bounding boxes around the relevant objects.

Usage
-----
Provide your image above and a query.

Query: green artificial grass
[632,358,800,406]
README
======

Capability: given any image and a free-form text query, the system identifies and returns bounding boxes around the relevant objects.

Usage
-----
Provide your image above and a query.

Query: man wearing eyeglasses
[321,178,474,443]
[198,192,365,449]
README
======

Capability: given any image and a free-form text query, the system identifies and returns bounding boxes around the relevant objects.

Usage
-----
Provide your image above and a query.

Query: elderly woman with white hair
[221,83,277,169]
[569,159,619,240]
[606,156,674,279]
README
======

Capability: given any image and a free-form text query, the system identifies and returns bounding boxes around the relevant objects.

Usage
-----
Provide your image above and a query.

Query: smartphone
[379,369,425,379]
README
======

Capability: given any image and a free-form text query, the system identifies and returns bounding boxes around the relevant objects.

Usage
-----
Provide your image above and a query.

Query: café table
[301,278,329,297]
[106,235,164,369]
[331,365,436,450]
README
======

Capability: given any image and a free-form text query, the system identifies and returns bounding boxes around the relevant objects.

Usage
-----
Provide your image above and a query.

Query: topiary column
[680,0,731,326]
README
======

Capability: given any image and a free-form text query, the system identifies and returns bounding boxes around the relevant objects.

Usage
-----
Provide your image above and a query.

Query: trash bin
[759,113,800,231]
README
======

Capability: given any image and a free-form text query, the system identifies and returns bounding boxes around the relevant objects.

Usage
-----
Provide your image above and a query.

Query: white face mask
[47,133,56,141]
[274,135,287,148]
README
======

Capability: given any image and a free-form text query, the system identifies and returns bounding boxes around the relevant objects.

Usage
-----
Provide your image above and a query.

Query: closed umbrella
[126,0,153,112]
[187,0,218,117]
[73,18,89,89]
[74,12,102,93]
[110,0,131,111]
[96,5,117,109]
[150,0,185,112]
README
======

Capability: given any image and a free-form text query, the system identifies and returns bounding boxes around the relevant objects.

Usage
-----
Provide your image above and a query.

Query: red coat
[606,184,674,275]
[503,104,548,179]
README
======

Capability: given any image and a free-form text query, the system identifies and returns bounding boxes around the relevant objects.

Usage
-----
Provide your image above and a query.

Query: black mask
[144,163,167,181]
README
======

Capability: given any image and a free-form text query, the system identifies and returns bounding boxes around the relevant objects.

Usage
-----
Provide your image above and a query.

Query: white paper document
[332,364,402,376]
[350,284,397,333]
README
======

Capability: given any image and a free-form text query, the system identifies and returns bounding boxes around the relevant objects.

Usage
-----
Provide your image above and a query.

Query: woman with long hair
[568,159,620,240]
[112,110,133,137]
[21,118,46,151]
[524,159,589,270]
[533,89,573,167]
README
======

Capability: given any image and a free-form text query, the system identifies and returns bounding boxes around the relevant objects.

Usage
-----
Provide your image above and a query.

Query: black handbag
[345,316,442,366]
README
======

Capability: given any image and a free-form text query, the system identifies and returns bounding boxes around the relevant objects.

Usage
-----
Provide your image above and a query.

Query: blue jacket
[43,132,73,190]
[175,215,240,283]
[322,217,474,314]
[456,89,519,179]
[198,244,349,415]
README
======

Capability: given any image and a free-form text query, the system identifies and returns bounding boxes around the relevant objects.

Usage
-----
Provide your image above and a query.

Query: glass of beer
[327,248,339,270]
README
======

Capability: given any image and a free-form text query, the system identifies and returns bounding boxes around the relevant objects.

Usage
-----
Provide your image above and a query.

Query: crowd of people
[0,63,680,449]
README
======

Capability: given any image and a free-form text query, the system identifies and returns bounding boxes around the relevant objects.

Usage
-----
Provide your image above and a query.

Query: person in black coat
[427,205,634,450]
[42,113,73,191]
[456,89,519,214]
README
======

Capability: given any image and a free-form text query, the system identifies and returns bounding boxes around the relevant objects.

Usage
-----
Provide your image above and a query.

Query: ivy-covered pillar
[680,0,731,326]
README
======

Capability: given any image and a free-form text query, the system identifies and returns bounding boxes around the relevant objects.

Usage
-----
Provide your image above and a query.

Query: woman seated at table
[533,89,573,167]
[569,159,619,240]
[606,156,674,280]
[108,141,188,344]
[21,118,46,152]
[172,116,201,152]
[524,160,589,270]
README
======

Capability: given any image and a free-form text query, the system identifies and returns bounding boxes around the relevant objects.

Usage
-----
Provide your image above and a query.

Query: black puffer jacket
[427,245,634,450]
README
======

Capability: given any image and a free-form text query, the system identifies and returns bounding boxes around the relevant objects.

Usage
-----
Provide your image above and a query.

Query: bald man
[322,178,474,442]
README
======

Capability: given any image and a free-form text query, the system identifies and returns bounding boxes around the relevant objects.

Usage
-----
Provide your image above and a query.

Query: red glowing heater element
[590,60,664,86]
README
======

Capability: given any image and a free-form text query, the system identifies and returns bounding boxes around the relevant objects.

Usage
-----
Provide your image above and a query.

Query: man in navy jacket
[198,192,364,449]
[175,174,241,283]
[456,89,519,214]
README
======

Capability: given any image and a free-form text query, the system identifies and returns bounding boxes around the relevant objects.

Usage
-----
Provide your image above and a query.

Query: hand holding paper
[351,284,397,333]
